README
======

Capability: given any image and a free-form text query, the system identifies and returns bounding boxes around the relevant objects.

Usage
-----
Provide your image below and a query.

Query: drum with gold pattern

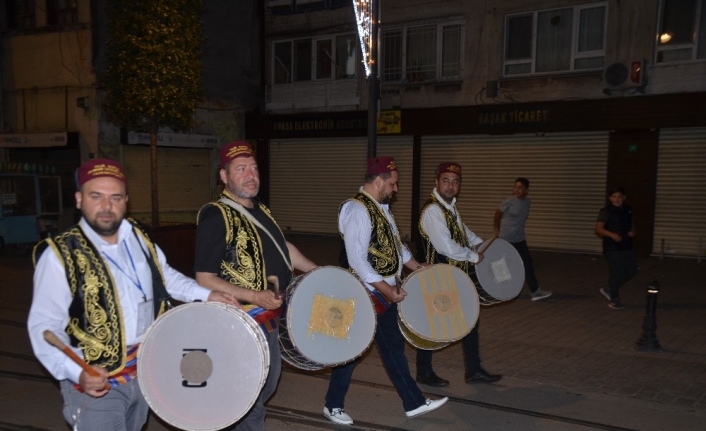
[279,266,376,371]
[398,264,479,350]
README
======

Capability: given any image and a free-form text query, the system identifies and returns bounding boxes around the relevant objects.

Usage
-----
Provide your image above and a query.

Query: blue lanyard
[102,240,146,301]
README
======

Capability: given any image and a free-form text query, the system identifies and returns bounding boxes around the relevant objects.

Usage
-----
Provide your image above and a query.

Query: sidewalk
[287,233,706,410]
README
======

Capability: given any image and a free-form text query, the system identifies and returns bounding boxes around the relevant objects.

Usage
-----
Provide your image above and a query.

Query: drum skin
[138,302,269,431]
[475,238,525,305]
[280,266,376,371]
[398,264,479,350]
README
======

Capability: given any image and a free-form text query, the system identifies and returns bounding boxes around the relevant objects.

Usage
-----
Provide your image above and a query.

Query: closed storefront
[122,145,213,218]
[420,132,609,253]
[269,136,414,238]
[653,128,706,258]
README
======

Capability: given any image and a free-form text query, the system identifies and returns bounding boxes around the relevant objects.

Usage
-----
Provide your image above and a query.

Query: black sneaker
[608,299,625,310]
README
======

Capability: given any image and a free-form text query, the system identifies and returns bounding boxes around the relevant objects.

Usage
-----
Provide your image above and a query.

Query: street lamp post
[353,0,379,158]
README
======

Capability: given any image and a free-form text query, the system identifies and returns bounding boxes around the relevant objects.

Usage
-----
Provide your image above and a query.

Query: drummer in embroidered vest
[322,156,448,426]
[194,141,317,431]
[416,162,502,388]
[27,158,237,431]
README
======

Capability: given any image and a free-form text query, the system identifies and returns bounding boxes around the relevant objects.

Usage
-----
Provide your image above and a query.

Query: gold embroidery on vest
[351,191,401,277]
[51,227,124,372]
[420,194,471,274]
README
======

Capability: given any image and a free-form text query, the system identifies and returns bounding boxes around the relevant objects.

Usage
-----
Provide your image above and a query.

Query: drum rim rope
[397,263,480,349]
[474,238,525,306]
[279,265,377,371]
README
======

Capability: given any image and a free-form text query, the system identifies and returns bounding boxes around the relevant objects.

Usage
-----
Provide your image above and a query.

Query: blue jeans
[416,319,481,376]
[325,303,426,412]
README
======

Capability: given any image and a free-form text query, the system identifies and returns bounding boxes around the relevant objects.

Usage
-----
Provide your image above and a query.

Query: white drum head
[138,302,269,431]
[399,264,479,344]
[282,266,375,369]
[475,238,525,303]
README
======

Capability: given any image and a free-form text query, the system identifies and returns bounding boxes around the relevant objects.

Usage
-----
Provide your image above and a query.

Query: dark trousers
[225,327,281,431]
[605,249,637,300]
[325,303,426,412]
[416,319,481,376]
[510,240,539,293]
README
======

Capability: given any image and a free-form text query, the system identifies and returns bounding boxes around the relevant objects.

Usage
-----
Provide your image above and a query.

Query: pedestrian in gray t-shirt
[494,178,552,301]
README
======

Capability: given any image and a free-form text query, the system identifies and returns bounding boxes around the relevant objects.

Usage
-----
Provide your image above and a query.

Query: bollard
[635,280,661,351]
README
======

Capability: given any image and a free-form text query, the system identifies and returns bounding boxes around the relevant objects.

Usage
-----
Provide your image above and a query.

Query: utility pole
[367,0,378,159]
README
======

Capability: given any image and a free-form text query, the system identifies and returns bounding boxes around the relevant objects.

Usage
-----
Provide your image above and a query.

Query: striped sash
[368,289,392,314]
[243,304,283,333]
[71,344,139,392]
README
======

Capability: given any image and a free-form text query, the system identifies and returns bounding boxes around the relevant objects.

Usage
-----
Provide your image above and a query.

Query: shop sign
[0,133,67,147]
[478,109,550,126]
[125,132,220,148]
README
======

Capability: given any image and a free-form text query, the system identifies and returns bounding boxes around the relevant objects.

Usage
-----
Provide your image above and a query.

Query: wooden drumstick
[477,236,497,256]
[395,275,403,295]
[43,330,111,390]
[267,275,280,300]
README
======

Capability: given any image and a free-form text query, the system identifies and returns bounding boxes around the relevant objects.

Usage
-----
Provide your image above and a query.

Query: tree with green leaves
[103,0,204,227]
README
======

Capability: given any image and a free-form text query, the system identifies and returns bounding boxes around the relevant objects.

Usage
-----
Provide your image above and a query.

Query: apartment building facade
[248,0,706,257]
[0,0,260,228]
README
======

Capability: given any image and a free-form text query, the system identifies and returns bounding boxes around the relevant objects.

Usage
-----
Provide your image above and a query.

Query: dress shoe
[465,369,502,384]
[416,371,449,387]
[405,397,449,418]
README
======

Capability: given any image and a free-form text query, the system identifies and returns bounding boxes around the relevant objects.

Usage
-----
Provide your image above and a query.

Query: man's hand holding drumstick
[43,330,111,397]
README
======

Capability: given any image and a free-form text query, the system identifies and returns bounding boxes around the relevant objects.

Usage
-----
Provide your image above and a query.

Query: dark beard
[85,216,121,237]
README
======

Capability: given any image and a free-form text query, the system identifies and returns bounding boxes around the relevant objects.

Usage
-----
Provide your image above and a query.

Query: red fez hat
[366,156,397,176]
[220,141,254,167]
[437,162,462,177]
[77,158,125,188]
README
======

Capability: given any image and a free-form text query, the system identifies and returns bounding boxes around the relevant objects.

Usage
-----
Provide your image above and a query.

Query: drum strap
[243,304,282,334]
[217,197,291,270]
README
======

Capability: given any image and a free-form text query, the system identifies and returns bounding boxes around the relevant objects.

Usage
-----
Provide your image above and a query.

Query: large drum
[475,238,525,305]
[280,266,376,371]
[398,264,479,350]
[138,302,269,431]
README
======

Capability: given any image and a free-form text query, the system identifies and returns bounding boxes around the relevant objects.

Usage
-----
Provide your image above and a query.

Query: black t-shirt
[194,201,292,296]
[597,204,634,252]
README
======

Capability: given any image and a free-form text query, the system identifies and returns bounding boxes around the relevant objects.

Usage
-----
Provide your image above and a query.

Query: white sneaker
[531,289,552,301]
[599,288,611,301]
[405,397,449,418]
[323,407,353,425]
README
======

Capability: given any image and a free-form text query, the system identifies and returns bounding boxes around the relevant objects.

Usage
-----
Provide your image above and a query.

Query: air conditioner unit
[603,60,645,89]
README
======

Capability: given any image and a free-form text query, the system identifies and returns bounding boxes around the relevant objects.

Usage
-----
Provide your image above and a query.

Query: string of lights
[352,0,373,77]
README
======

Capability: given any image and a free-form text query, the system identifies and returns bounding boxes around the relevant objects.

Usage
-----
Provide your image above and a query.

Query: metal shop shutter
[270,137,414,238]
[420,132,609,253]
[653,128,706,258]
[122,146,212,213]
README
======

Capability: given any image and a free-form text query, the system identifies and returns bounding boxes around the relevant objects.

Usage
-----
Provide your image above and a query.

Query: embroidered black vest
[418,194,472,274]
[31,219,170,375]
[197,194,289,292]
[339,191,400,278]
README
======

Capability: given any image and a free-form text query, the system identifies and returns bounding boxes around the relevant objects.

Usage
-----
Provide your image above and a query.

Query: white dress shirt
[339,189,412,291]
[27,218,211,383]
[421,188,484,263]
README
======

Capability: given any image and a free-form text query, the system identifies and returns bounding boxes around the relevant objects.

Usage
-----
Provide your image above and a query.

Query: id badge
[137,300,154,336]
